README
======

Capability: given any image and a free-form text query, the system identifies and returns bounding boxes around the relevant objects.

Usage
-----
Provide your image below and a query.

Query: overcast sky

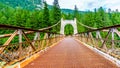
[46,0,120,11]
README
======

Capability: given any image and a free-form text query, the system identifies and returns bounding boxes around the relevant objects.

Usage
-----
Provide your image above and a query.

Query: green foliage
[50,0,61,32]
[80,7,120,30]
[0,0,42,10]
[42,2,50,27]
[52,0,61,23]
[74,5,80,19]
[64,24,74,35]
[62,13,74,20]
[95,7,110,28]
[82,11,95,31]
[111,11,120,25]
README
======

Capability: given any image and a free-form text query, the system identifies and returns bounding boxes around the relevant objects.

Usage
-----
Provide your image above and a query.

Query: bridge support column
[60,18,78,35]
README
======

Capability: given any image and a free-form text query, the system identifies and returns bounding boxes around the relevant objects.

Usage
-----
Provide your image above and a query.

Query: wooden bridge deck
[24,37,118,68]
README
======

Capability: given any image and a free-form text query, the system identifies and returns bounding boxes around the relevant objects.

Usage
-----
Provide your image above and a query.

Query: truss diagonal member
[22,31,36,51]
[102,28,120,37]
[101,29,111,50]
[0,30,18,54]
[89,32,95,46]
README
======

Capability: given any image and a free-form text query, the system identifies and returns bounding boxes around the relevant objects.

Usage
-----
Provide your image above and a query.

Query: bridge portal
[60,18,78,35]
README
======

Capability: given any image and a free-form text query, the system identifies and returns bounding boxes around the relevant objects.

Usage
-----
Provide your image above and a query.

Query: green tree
[74,5,80,20]
[52,0,61,24]
[51,0,61,32]
[111,9,120,25]
[82,11,95,31]
[95,7,110,28]
[42,1,50,27]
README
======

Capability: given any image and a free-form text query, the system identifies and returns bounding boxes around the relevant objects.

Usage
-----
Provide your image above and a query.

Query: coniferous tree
[74,5,80,20]
[111,9,120,25]
[108,8,113,26]
[52,0,61,24]
[74,5,83,32]
[51,0,61,32]
[82,11,95,31]
[95,7,110,28]
[42,1,50,27]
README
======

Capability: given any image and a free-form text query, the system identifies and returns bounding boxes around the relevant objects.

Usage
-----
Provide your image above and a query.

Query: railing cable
[77,20,97,30]
[0,21,61,34]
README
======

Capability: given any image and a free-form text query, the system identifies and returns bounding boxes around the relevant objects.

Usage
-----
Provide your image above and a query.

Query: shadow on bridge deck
[23,37,118,68]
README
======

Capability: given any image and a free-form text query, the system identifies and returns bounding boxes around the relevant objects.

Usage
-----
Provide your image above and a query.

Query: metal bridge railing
[0,24,63,67]
[75,24,120,60]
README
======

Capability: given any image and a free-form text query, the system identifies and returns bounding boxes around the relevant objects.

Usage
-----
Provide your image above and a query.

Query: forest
[0,0,120,44]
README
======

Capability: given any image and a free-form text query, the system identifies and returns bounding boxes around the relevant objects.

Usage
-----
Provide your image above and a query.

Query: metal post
[49,34,52,45]
[111,28,115,50]
[87,32,89,43]
[18,29,22,57]
[33,32,40,49]
[46,33,49,47]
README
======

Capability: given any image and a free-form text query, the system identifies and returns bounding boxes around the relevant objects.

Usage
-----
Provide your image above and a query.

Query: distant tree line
[0,0,120,35]
[63,6,120,33]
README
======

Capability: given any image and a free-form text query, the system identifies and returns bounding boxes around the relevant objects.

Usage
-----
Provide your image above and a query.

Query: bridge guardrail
[0,24,64,67]
[75,24,120,60]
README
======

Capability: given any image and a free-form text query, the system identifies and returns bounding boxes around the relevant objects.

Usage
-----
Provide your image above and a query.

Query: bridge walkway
[24,37,118,68]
